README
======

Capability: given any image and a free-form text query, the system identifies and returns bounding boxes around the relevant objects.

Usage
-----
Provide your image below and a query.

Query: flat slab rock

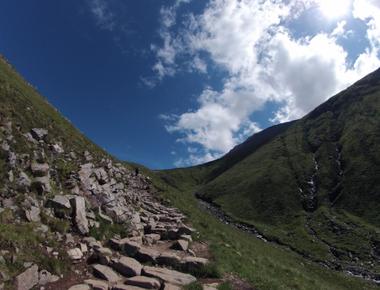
[163,284,181,290]
[68,285,91,290]
[112,285,147,290]
[14,264,39,290]
[112,256,142,277]
[142,266,196,286]
[84,279,109,290]
[125,276,161,289]
[92,264,121,283]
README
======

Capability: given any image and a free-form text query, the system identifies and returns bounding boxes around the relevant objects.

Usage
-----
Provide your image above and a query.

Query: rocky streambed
[195,194,380,285]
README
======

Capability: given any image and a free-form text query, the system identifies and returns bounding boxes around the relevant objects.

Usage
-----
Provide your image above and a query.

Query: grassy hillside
[1,53,379,289]
[158,68,380,283]
[149,167,379,290]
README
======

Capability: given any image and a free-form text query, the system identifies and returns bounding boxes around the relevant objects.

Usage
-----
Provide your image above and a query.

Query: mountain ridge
[0,54,379,290]
[158,66,380,282]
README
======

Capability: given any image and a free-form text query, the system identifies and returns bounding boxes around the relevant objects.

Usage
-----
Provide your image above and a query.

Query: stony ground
[0,119,228,290]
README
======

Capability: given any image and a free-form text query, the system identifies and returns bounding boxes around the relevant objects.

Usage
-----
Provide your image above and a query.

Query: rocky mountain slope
[0,56,219,290]
[159,68,380,282]
[1,53,379,290]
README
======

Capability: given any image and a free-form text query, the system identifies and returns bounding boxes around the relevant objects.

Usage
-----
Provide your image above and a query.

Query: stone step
[84,279,109,290]
[125,276,161,289]
[142,266,197,286]
[112,284,146,290]
[92,264,122,283]
[111,256,143,277]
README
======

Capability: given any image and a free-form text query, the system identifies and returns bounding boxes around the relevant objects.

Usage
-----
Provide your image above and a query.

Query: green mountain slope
[159,68,380,280]
[1,54,379,289]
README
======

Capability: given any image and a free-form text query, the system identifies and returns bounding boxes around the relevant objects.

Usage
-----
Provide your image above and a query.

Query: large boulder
[94,168,108,184]
[84,279,109,290]
[30,128,48,141]
[163,284,181,290]
[16,172,31,191]
[143,234,161,245]
[125,276,161,289]
[67,248,84,261]
[46,195,71,209]
[142,266,196,286]
[90,247,113,265]
[135,247,159,264]
[70,196,89,235]
[24,206,40,222]
[68,285,91,290]
[92,264,121,283]
[38,270,59,285]
[33,176,51,194]
[31,162,49,177]
[171,240,189,251]
[181,256,208,271]
[14,264,39,290]
[157,252,181,267]
[112,256,142,277]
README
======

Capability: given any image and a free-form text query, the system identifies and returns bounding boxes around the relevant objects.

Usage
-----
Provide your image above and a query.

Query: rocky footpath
[0,118,217,290]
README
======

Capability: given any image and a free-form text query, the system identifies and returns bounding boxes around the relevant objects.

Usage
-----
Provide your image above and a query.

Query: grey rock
[79,243,88,254]
[94,168,108,184]
[142,266,196,286]
[24,206,40,222]
[68,285,91,290]
[84,150,93,161]
[51,143,64,154]
[84,279,108,290]
[33,176,51,194]
[30,128,48,141]
[1,141,9,151]
[23,133,37,144]
[2,198,15,208]
[111,285,143,290]
[7,151,16,168]
[30,162,49,177]
[38,269,59,285]
[46,195,71,210]
[178,225,195,236]
[112,256,142,277]
[181,256,208,271]
[92,247,113,265]
[92,264,121,283]
[163,284,181,290]
[180,235,192,242]
[171,240,189,251]
[135,247,159,264]
[125,276,161,289]
[70,196,89,235]
[143,234,161,245]
[14,264,39,290]
[98,208,113,224]
[157,252,181,267]
[67,248,83,261]
[8,170,14,182]
[17,172,31,191]
[118,239,140,256]
[65,233,75,244]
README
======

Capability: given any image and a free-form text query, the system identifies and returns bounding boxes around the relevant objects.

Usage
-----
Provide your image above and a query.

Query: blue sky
[0,0,379,169]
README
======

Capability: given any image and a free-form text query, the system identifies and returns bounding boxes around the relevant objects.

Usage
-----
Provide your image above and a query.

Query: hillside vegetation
[157,68,380,283]
[0,54,379,289]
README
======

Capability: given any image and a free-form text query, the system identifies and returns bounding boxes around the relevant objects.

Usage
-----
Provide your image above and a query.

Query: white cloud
[88,0,115,31]
[150,0,192,82]
[153,0,380,166]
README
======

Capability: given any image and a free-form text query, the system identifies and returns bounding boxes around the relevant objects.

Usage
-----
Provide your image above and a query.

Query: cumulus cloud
[150,0,192,81]
[153,0,380,166]
[88,0,115,31]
